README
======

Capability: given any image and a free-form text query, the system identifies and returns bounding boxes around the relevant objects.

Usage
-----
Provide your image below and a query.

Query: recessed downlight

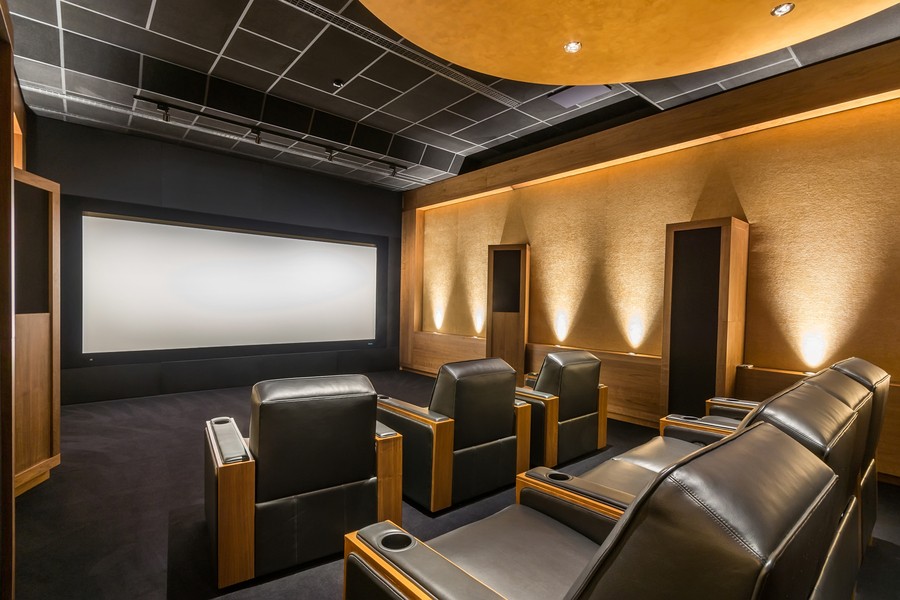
[563,41,582,54]
[332,78,345,88]
[771,3,795,17]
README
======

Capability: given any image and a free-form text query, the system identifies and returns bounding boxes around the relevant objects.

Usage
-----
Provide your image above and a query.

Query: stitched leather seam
[670,476,763,561]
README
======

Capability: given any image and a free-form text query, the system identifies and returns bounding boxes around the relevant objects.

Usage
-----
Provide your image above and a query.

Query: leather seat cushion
[429,504,598,600]
[577,457,658,497]
[614,435,701,473]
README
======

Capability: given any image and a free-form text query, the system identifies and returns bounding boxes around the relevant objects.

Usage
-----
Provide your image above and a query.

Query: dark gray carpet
[13,370,900,599]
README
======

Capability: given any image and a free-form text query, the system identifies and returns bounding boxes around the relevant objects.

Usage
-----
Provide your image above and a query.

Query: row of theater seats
[345,357,890,599]
[204,350,605,587]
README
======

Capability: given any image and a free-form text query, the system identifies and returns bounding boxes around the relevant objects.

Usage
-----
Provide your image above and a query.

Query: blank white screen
[82,215,377,353]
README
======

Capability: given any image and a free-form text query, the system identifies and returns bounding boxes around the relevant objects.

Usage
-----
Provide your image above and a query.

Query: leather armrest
[345,522,503,600]
[515,388,556,403]
[659,414,735,446]
[377,395,449,423]
[706,397,759,416]
[375,421,399,439]
[525,467,635,510]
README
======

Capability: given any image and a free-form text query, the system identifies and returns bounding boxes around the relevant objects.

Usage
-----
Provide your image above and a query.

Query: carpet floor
[14,370,900,599]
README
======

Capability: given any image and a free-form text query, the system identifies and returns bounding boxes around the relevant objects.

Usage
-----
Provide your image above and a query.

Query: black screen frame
[62,195,390,368]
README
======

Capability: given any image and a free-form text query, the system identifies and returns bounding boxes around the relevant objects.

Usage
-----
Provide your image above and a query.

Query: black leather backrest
[742,381,858,508]
[250,375,377,503]
[430,358,516,450]
[567,423,837,600]
[805,368,872,468]
[534,351,601,422]
[830,357,891,464]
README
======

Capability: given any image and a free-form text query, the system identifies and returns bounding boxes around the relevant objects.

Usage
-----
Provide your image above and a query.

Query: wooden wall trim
[400,331,486,375]
[403,39,900,211]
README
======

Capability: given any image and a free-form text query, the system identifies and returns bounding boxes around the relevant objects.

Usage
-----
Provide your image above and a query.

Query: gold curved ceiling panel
[359,0,898,84]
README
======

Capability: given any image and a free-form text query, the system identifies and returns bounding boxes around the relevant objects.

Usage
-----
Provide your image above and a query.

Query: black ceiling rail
[133,94,407,177]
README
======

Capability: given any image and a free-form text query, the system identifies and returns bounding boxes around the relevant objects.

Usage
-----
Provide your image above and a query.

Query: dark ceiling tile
[362,53,431,92]
[509,122,548,139]
[67,115,130,134]
[63,31,140,87]
[224,29,299,75]
[630,49,793,103]
[313,160,357,176]
[130,116,187,138]
[61,3,217,72]
[206,77,264,120]
[400,164,447,179]
[351,123,392,155]
[517,95,572,120]
[419,110,475,135]
[262,95,313,134]
[792,4,900,66]
[286,27,384,92]
[270,78,373,120]
[398,124,474,153]
[398,39,450,66]
[336,76,401,109]
[8,0,57,25]
[66,101,132,127]
[381,75,471,122]
[657,84,721,110]
[149,0,248,53]
[491,80,560,103]
[447,93,506,121]
[310,111,356,145]
[65,70,137,107]
[233,140,283,159]
[455,109,539,144]
[241,0,325,51]
[339,2,402,40]
[274,152,321,169]
[14,56,62,89]
[24,94,65,113]
[212,57,278,91]
[451,64,502,86]
[721,61,797,90]
[309,0,349,11]
[185,128,239,149]
[141,57,207,106]
[387,135,425,164]
[195,115,250,136]
[65,0,153,27]
[420,145,454,172]
[11,15,60,66]
[360,110,410,133]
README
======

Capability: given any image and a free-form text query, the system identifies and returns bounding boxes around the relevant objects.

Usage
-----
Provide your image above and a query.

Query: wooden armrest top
[378,397,450,423]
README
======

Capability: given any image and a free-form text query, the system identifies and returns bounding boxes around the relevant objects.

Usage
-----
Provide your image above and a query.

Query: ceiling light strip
[20,85,431,184]
[280,0,521,108]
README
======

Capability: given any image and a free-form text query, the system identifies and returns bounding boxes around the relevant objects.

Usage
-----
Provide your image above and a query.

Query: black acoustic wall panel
[491,249,522,313]
[668,227,721,416]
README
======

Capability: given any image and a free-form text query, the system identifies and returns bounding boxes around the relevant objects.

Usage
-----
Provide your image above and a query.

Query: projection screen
[82,215,378,353]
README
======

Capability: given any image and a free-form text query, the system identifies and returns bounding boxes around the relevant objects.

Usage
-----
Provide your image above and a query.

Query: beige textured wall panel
[421,98,900,378]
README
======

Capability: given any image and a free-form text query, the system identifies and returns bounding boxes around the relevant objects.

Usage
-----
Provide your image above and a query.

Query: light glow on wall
[433,305,446,331]
[553,309,572,342]
[800,329,828,368]
[625,312,647,349]
[472,306,486,335]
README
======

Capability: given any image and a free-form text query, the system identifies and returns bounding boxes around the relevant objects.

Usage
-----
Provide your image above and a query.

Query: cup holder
[547,471,572,482]
[377,394,390,400]
[681,415,700,421]
[211,417,231,425]
[379,531,415,552]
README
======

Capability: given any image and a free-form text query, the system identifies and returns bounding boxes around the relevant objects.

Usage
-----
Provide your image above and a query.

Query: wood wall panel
[527,343,662,428]
[13,314,52,475]
[733,366,805,401]
[401,331,486,375]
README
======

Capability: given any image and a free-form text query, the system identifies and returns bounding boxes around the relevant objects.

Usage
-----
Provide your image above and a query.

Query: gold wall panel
[420,98,900,378]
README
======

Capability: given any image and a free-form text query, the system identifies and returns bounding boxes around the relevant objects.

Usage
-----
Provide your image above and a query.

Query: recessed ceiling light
[563,41,582,54]
[332,79,345,88]
[771,3,795,17]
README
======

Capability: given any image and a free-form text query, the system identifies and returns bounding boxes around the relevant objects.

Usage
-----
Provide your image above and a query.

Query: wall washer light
[563,41,582,54]
[771,3,795,17]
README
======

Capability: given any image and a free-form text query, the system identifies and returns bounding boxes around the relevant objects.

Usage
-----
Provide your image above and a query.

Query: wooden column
[486,244,530,385]
[660,217,749,417]
[12,170,60,496]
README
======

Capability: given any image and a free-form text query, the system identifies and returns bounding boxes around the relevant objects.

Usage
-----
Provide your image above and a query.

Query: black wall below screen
[668,227,721,416]
[27,116,402,404]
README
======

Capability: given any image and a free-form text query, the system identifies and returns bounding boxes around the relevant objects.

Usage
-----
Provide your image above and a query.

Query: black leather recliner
[345,422,839,599]
[204,374,402,588]
[516,350,605,467]
[376,358,531,512]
